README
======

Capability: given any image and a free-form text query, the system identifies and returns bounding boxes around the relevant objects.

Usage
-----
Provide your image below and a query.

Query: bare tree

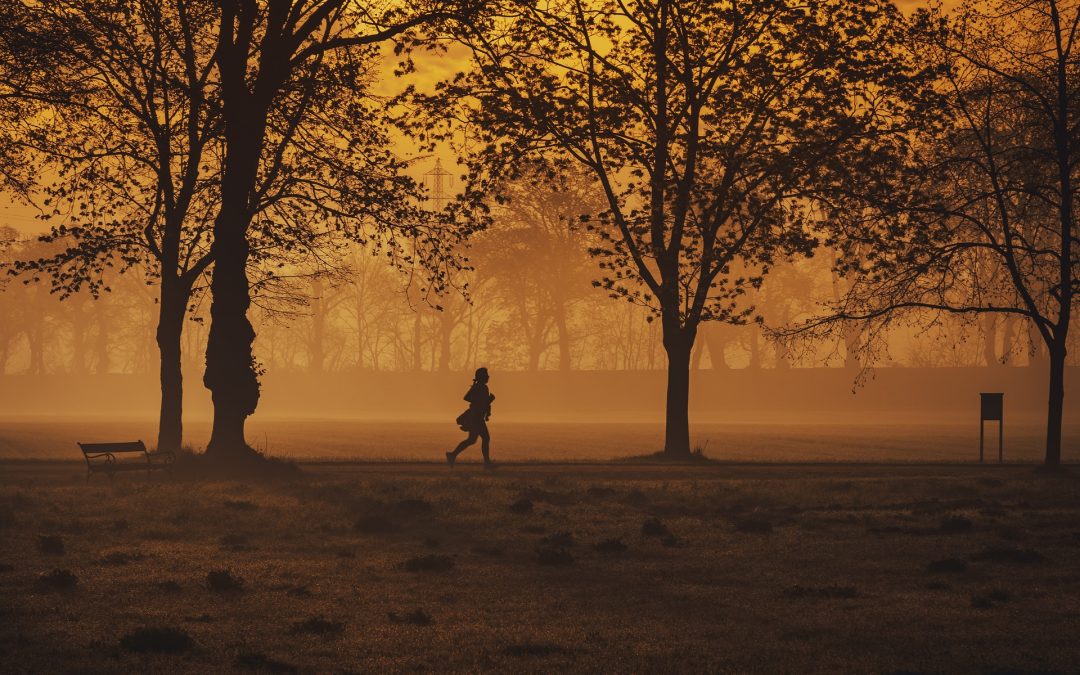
[790,0,1079,466]
[417,0,929,455]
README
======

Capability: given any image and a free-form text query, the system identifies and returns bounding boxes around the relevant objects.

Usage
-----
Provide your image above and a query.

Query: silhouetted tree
[203,0,470,460]
[795,0,1079,465]
[2,0,221,452]
[419,0,930,455]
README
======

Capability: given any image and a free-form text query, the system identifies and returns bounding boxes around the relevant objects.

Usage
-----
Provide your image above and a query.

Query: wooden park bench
[78,441,174,482]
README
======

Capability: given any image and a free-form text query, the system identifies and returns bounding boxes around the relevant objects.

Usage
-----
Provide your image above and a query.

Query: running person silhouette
[447,367,495,469]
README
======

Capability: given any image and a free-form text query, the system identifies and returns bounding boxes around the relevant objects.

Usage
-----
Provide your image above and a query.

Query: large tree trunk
[1044,341,1067,467]
[203,213,260,460]
[156,280,188,454]
[662,322,695,457]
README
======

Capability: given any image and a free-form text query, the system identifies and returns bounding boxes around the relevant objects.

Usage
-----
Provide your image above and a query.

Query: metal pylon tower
[422,157,453,211]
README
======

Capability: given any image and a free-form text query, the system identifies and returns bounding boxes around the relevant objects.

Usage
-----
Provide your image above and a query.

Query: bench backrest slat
[79,441,146,454]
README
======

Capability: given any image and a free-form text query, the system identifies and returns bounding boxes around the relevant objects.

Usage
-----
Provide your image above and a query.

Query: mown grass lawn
[2,461,1079,673]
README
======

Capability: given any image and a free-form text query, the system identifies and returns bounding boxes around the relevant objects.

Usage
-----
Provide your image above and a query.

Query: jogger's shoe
[446,452,456,468]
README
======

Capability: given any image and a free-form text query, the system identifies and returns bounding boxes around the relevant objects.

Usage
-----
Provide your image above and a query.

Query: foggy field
[3,462,1080,673]
[2,417,1078,464]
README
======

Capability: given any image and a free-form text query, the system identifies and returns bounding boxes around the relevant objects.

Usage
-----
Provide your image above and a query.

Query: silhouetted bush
[641,517,671,539]
[354,513,399,534]
[401,554,455,573]
[971,589,1011,609]
[594,537,627,554]
[234,652,298,674]
[37,534,65,556]
[206,568,244,592]
[510,498,534,514]
[36,568,78,591]
[396,498,433,515]
[388,608,433,626]
[290,616,344,636]
[119,627,193,653]
[535,546,574,566]
[928,558,968,574]
[540,531,574,548]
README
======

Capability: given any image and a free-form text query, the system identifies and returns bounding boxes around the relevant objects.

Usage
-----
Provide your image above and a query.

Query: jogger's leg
[451,432,479,459]
[479,424,491,464]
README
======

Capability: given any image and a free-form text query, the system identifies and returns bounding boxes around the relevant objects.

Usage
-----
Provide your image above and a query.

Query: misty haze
[1,0,1078,672]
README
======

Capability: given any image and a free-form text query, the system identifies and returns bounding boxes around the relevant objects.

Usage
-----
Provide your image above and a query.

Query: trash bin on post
[980,393,1004,463]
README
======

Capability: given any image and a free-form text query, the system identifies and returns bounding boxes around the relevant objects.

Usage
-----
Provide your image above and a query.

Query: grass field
[2,418,1078,462]
[2,460,1080,673]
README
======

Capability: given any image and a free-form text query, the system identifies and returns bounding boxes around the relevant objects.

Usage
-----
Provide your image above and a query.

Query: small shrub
[388,608,433,626]
[509,498,534,515]
[661,535,681,548]
[206,568,244,592]
[939,516,974,534]
[286,585,313,598]
[641,517,671,539]
[972,546,1045,564]
[155,580,183,593]
[971,589,1010,609]
[396,498,433,515]
[354,513,399,534]
[540,532,574,548]
[784,585,858,599]
[36,568,78,591]
[37,534,65,556]
[290,616,344,637]
[401,554,455,573]
[234,652,298,674]
[928,558,968,574]
[626,489,649,505]
[535,546,574,566]
[594,537,627,554]
[119,627,193,654]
